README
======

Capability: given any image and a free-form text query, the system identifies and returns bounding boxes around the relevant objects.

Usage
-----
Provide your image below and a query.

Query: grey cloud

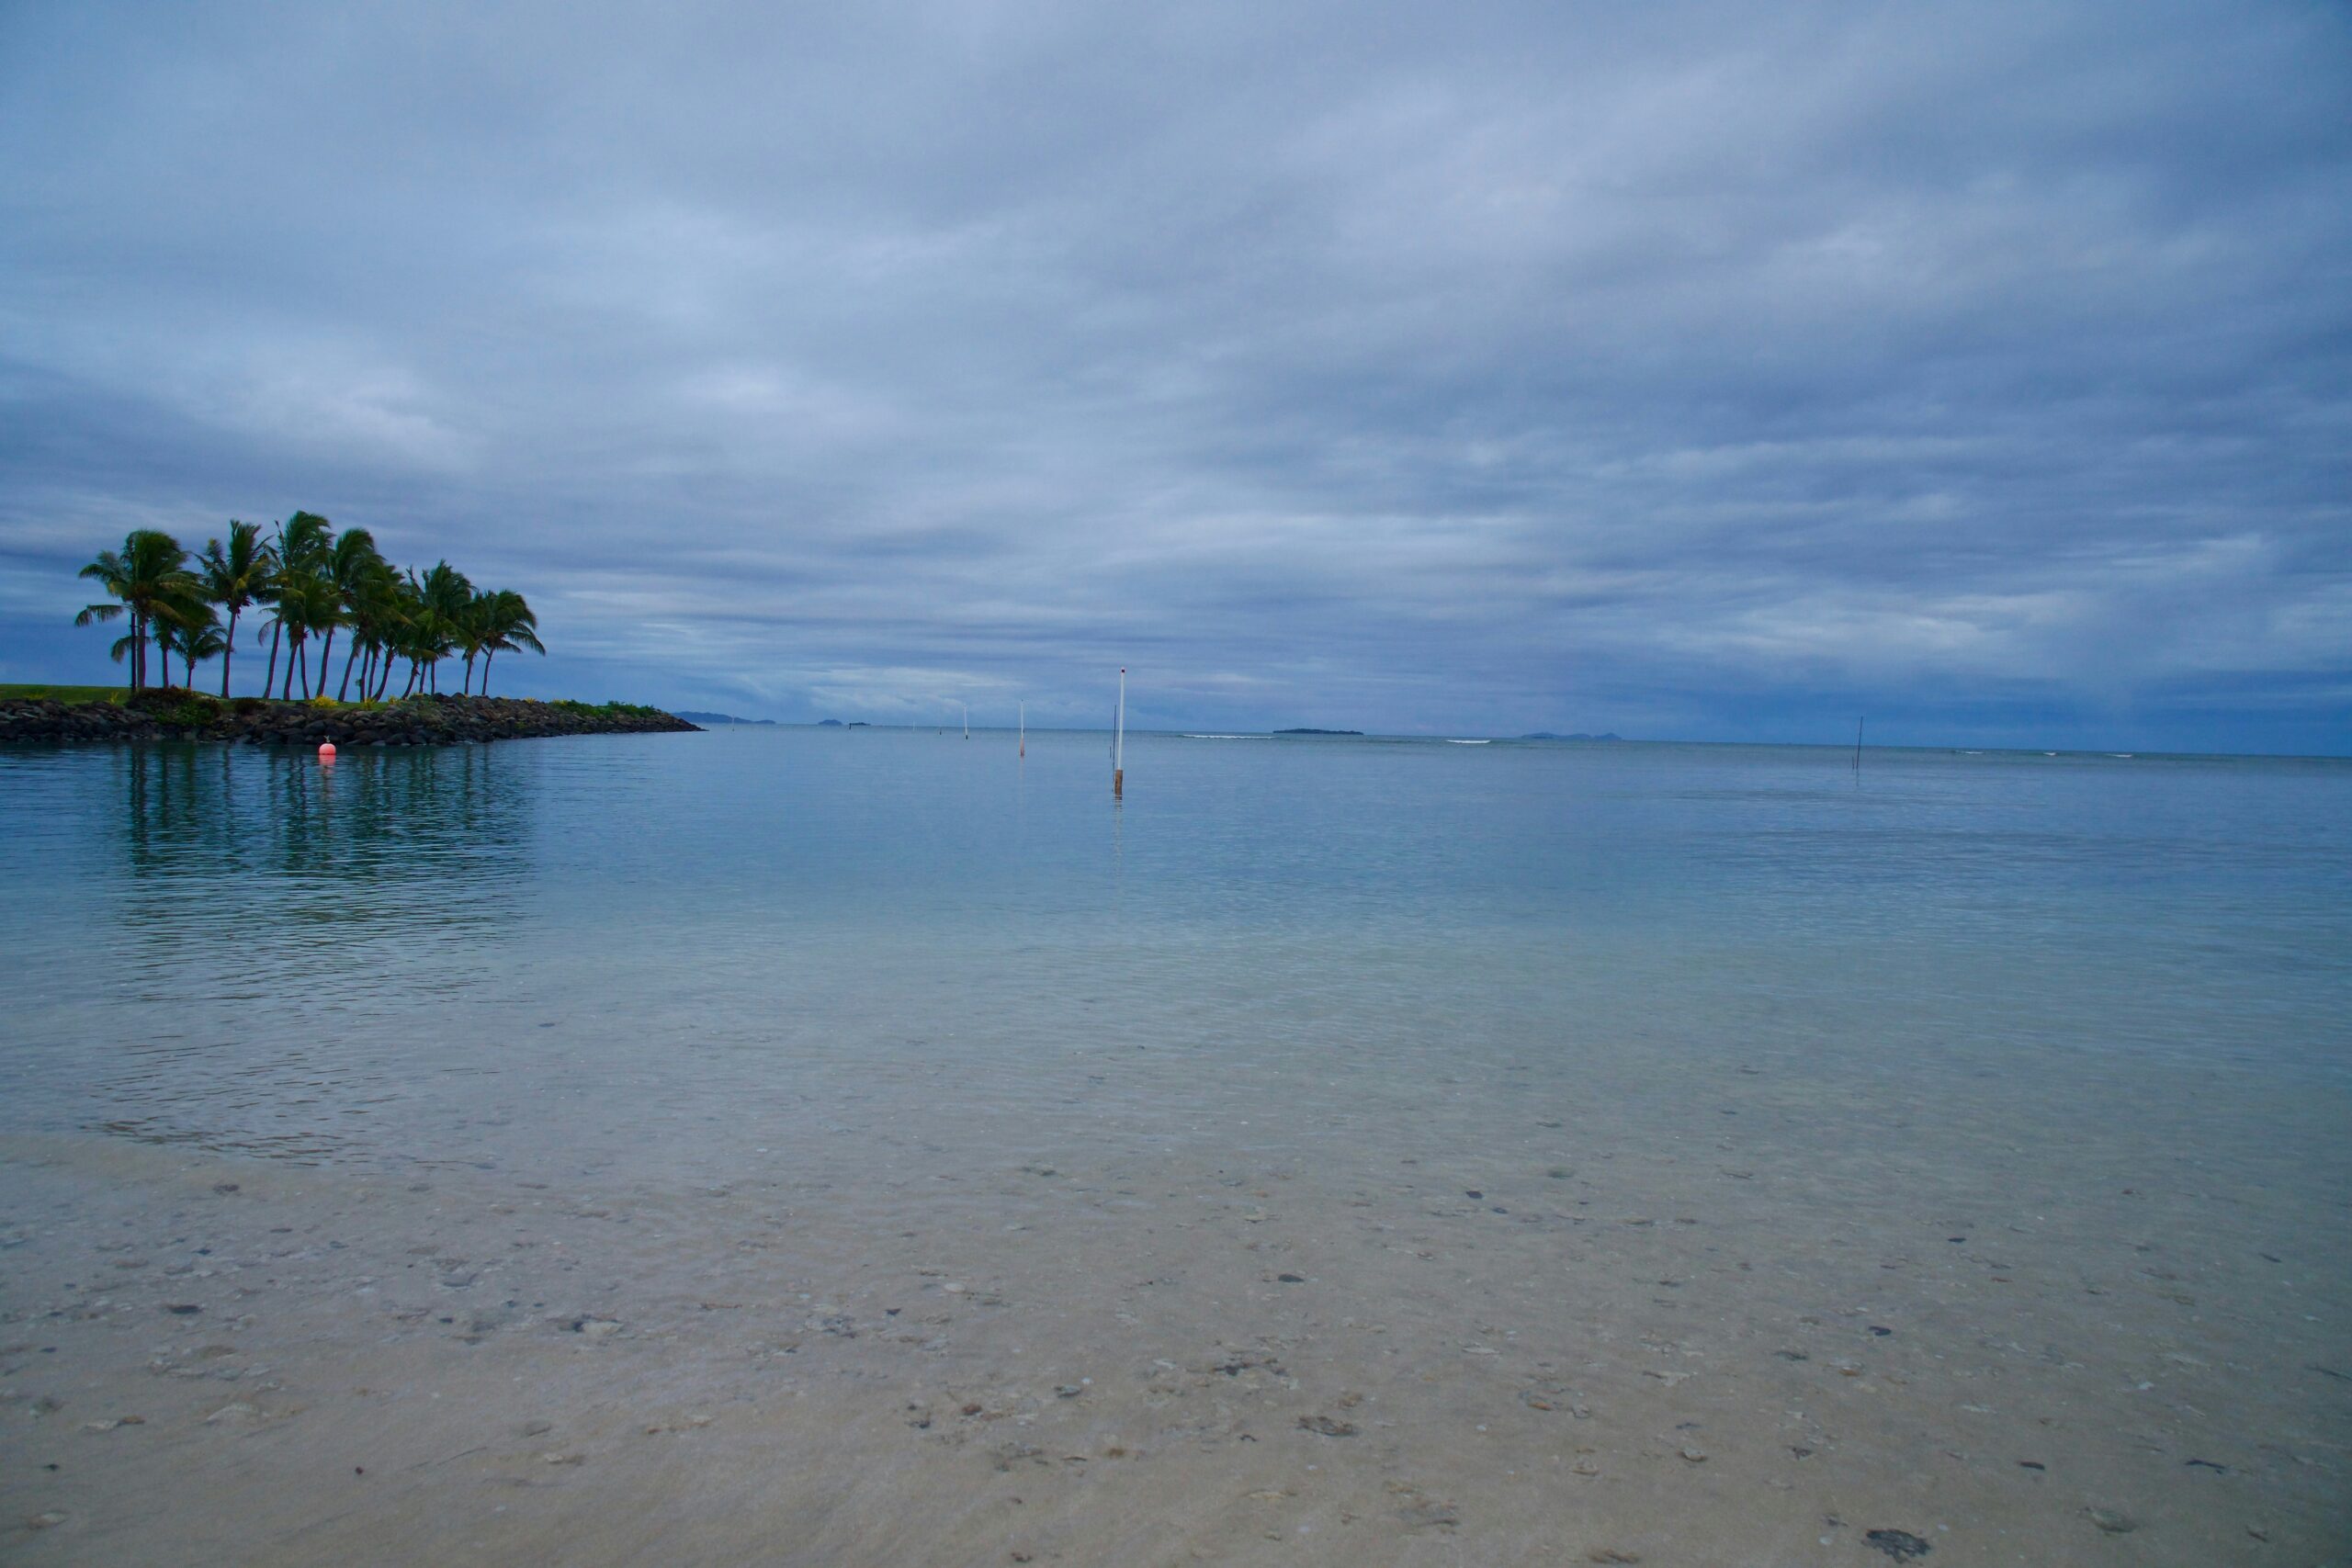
[1,0,2346,750]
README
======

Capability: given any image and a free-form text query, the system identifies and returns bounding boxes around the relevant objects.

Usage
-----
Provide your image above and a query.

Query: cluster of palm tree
[75,514,545,699]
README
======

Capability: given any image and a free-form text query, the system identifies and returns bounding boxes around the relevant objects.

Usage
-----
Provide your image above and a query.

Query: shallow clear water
[7,728,2352,1563]
[3,729,2348,1175]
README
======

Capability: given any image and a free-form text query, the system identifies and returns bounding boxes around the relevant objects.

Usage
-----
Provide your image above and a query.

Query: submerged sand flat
[4,1018,2345,1567]
[5,734,2348,1562]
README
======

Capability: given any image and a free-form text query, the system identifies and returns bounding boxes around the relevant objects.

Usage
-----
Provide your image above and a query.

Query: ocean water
[2,728,2348,1563]
[4,730,2346,1170]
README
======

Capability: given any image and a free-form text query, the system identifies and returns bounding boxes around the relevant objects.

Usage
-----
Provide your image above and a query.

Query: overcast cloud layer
[3,0,2347,750]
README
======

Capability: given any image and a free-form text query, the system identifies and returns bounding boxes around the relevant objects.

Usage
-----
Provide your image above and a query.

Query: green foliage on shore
[0,683,129,704]
[550,699,663,718]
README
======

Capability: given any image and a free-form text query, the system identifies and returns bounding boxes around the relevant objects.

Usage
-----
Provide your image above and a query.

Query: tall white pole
[1114,668,1125,798]
[1019,701,1025,758]
[963,701,968,740]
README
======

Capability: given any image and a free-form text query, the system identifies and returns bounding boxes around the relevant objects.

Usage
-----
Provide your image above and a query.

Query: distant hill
[1273,728,1363,736]
[1520,731,1623,741]
[674,711,775,726]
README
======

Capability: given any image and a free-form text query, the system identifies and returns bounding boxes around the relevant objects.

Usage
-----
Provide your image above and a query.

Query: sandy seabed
[3,1029,2346,1568]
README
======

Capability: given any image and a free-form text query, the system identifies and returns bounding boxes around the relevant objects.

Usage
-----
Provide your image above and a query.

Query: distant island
[675,710,775,726]
[1273,728,1363,736]
[1520,731,1623,741]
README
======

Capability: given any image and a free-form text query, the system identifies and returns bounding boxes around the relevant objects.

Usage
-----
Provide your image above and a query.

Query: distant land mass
[1520,731,1623,741]
[1273,728,1363,736]
[673,710,775,726]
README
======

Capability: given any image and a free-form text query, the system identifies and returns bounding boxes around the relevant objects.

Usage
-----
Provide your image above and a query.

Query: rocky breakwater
[0,691,701,746]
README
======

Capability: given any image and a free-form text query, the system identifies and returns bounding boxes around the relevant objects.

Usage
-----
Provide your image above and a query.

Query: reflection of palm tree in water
[116,745,536,955]
[98,743,548,1165]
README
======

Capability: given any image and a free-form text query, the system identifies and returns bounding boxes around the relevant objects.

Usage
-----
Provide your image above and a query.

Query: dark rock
[1865,1529,1932,1561]
[3,693,699,748]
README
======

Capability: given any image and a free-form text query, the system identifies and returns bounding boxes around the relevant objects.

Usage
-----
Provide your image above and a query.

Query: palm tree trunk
[265,619,281,700]
[481,650,493,696]
[221,609,238,697]
[317,625,338,699]
[297,639,311,699]
[340,637,363,701]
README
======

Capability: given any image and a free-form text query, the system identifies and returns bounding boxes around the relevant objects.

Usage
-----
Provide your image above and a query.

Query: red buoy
[318,742,337,761]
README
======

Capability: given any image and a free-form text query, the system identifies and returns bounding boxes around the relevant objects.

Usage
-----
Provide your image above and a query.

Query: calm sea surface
[7,728,2352,1563]
[2,728,2347,1175]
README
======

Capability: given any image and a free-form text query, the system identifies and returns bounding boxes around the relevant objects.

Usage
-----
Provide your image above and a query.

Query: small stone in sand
[1298,1416,1358,1437]
[1864,1529,1932,1561]
[28,1511,68,1530]
[2086,1508,2137,1535]
[205,1403,262,1426]
[1678,1447,1707,1462]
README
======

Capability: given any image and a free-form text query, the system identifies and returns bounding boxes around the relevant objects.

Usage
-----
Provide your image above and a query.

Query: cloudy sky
[2,1,2346,750]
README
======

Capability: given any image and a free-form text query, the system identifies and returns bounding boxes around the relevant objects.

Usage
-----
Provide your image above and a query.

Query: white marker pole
[1114,668,1125,799]
[963,701,969,740]
[1019,701,1025,758]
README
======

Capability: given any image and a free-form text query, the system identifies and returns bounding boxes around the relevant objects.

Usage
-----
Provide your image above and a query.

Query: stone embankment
[0,691,700,746]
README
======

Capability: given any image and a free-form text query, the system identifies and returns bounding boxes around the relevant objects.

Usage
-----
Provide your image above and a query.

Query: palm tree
[370,570,426,700]
[263,512,332,699]
[76,530,198,691]
[163,608,228,689]
[199,521,274,697]
[474,590,544,695]
[277,570,338,698]
[408,561,473,694]
[311,527,381,703]
[338,558,400,700]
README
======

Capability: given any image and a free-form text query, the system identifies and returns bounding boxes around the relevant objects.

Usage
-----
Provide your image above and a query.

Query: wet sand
[5,1030,2346,1567]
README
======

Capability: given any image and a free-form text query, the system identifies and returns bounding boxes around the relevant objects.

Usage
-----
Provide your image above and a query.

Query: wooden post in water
[963,702,969,741]
[1853,716,1864,771]
[1019,702,1025,758]
[1114,668,1125,799]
